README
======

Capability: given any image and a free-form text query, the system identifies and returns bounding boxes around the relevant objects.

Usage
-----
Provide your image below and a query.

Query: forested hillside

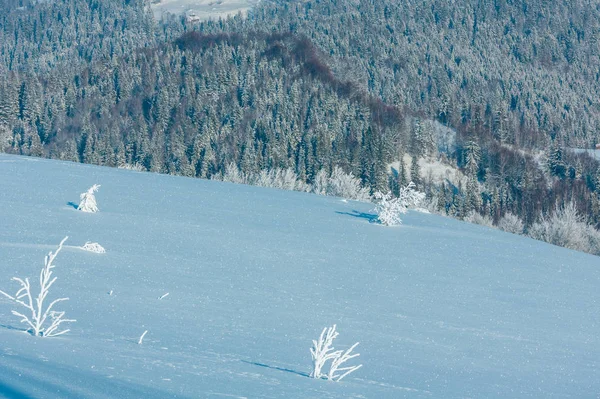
[2,0,600,251]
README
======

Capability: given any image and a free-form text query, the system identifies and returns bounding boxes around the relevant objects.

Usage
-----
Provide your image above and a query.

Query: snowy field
[571,148,600,160]
[0,153,599,398]
[150,0,260,21]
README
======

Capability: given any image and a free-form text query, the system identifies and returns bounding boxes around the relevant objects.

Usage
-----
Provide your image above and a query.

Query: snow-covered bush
[312,167,371,202]
[216,164,371,199]
[118,162,145,172]
[373,191,404,226]
[77,184,101,213]
[374,182,425,226]
[0,236,75,337]
[254,168,310,192]
[497,213,524,234]
[527,202,600,253]
[310,324,362,381]
[79,242,106,253]
[214,164,309,192]
[463,211,494,228]
[219,162,247,184]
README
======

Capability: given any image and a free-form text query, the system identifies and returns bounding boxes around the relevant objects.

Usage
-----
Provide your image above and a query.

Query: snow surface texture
[0,153,599,398]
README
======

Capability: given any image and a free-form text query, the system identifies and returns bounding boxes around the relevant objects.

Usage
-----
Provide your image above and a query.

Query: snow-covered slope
[150,0,259,22]
[0,154,599,398]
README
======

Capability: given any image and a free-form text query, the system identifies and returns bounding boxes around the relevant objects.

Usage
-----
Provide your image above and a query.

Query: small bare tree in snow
[310,324,362,381]
[77,184,101,213]
[374,182,425,226]
[0,236,75,337]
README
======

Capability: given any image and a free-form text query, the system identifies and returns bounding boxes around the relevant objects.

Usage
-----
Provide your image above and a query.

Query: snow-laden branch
[0,236,76,337]
[310,324,362,382]
[78,184,101,213]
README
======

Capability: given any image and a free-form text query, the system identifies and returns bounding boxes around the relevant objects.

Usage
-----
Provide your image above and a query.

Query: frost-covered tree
[527,202,600,254]
[310,324,362,382]
[77,184,101,213]
[0,236,75,337]
[463,210,494,228]
[254,168,309,192]
[497,213,524,235]
[312,167,371,201]
[374,182,425,226]
[219,162,247,184]
[373,191,404,226]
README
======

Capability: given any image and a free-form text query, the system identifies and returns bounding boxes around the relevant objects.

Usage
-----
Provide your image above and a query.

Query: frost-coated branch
[310,324,362,382]
[310,324,342,379]
[138,330,148,344]
[78,184,101,213]
[327,342,362,381]
[0,236,75,337]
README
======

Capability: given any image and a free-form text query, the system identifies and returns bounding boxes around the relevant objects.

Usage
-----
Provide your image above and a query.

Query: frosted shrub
[310,324,362,382]
[497,213,524,234]
[254,168,310,192]
[78,184,101,213]
[118,162,145,172]
[214,164,309,192]
[215,164,370,199]
[0,237,75,337]
[80,242,106,253]
[528,202,593,253]
[373,191,404,226]
[220,162,248,184]
[312,167,371,202]
[374,182,425,226]
[586,226,600,255]
[464,211,494,228]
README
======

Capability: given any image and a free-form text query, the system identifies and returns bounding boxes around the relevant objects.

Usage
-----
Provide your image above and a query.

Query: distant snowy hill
[0,154,599,399]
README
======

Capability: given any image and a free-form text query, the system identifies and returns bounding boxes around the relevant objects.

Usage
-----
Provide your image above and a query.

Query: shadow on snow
[335,210,377,222]
[241,360,310,378]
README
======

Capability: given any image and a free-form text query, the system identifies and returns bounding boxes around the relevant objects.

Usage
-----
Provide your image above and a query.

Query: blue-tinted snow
[0,154,598,398]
